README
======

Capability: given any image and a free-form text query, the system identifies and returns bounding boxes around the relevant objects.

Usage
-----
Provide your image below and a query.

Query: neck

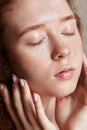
[40,95,56,123]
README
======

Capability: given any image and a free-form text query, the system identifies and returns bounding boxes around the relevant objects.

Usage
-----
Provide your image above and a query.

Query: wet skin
[3,0,82,99]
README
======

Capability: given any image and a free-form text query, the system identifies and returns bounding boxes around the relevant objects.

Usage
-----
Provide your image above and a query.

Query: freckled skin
[4,0,82,99]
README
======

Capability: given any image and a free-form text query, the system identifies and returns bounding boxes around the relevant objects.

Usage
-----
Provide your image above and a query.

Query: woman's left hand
[55,53,87,130]
[0,77,59,130]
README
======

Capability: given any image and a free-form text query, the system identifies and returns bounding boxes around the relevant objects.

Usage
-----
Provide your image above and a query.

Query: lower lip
[55,69,74,80]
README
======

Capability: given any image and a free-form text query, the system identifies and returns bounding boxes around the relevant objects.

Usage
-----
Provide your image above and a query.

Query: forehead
[4,0,73,33]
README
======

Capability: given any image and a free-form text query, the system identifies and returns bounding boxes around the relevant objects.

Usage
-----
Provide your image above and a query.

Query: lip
[54,67,75,80]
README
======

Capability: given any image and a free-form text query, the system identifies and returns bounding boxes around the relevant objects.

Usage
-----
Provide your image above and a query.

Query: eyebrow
[61,14,75,22]
[19,14,75,37]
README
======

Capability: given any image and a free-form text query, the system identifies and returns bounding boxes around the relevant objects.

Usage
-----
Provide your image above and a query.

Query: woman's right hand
[0,75,59,130]
[55,53,87,130]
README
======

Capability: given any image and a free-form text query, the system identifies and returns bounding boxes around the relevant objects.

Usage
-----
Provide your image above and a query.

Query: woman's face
[3,0,82,98]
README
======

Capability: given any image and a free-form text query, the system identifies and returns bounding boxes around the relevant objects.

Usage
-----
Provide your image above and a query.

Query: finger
[19,78,38,126]
[82,53,87,75]
[0,84,23,130]
[12,74,31,129]
[33,93,57,130]
[82,53,87,65]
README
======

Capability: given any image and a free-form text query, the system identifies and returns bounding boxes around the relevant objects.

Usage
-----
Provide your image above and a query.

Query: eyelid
[61,20,76,35]
[27,37,45,46]
[24,30,46,45]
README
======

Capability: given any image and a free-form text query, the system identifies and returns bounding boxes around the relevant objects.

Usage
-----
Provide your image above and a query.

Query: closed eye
[27,37,46,46]
[61,32,75,36]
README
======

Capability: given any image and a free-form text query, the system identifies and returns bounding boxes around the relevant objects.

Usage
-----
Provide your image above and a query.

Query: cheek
[9,50,50,82]
[70,34,82,58]
[73,38,83,77]
[23,57,50,83]
[75,39,82,64]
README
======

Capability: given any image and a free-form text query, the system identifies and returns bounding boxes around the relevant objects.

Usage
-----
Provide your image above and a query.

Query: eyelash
[27,37,45,46]
[27,28,75,46]
[61,32,75,36]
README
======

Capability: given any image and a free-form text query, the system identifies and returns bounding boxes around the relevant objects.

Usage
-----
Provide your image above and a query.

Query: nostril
[58,55,63,59]
[51,47,71,61]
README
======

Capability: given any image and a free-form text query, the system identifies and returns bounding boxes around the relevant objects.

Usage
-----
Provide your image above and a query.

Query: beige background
[74,0,87,56]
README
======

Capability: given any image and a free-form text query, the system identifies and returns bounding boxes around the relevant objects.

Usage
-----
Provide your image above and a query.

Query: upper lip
[54,66,75,76]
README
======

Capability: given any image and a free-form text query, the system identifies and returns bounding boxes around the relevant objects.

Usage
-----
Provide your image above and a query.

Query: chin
[52,79,78,99]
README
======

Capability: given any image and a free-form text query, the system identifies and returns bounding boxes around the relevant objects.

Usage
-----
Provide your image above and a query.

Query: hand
[55,53,87,130]
[0,76,59,130]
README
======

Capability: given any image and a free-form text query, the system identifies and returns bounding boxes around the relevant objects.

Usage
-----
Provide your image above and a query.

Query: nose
[49,30,71,61]
[51,44,71,61]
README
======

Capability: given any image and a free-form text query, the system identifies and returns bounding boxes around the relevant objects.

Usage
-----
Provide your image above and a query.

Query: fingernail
[20,79,25,87]
[34,93,38,102]
[0,84,4,91]
[12,74,17,82]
